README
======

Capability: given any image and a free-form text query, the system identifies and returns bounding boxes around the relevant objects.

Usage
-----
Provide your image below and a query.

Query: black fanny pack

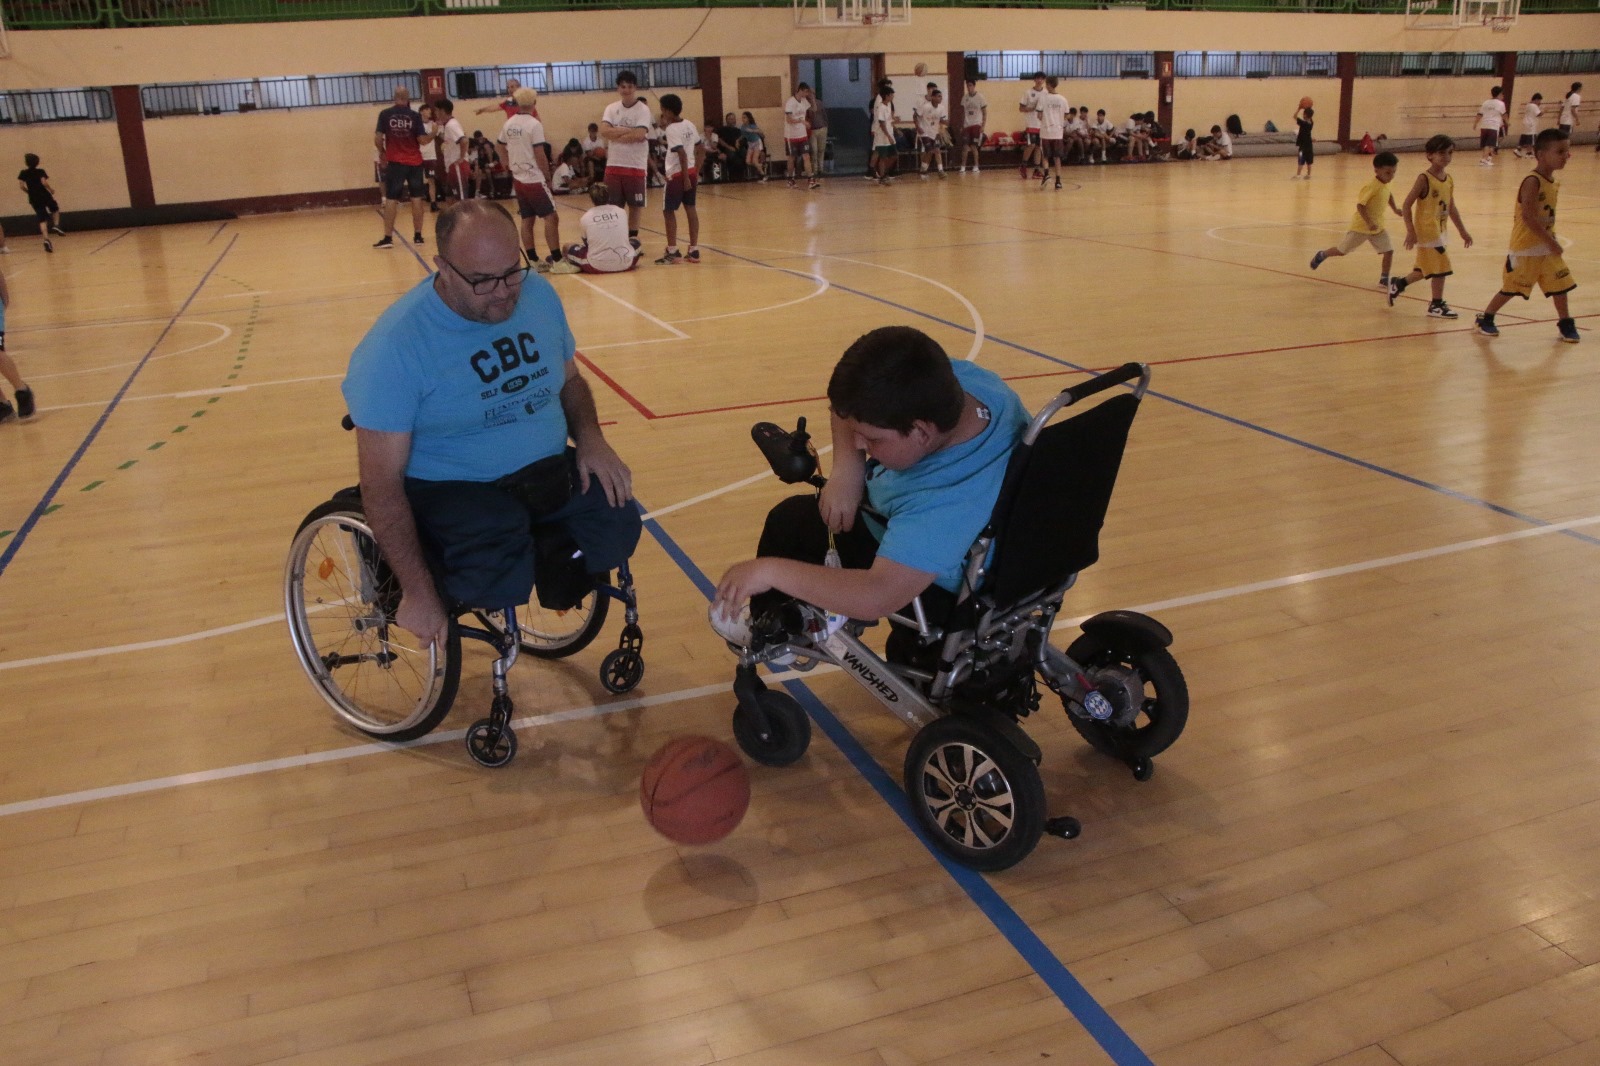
[495,450,576,521]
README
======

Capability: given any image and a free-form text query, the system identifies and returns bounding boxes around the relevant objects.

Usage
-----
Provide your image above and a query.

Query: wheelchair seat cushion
[984,392,1140,605]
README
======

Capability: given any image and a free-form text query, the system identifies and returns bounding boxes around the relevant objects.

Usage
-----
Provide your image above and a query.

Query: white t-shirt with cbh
[872,98,896,147]
[438,118,467,167]
[1560,92,1581,126]
[913,101,945,139]
[551,163,574,191]
[783,96,811,141]
[664,119,702,178]
[602,98,653,170]
[1522,101,1542,136]
[1020,87,1043,129]
[1478,97,1506,132]
[578,204,637,273]
[1037,93,1068,139]
[498,114,549,184]
[961,92,986,128]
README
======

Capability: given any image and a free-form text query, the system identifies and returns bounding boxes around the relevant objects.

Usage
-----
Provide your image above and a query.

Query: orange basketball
[1299,96,1314,110]
[640,736,750,845]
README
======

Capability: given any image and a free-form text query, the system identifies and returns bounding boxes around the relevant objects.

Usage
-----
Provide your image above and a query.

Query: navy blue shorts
[405,448,642,610]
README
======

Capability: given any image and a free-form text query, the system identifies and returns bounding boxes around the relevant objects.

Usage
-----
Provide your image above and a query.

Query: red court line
[575,350,657,420]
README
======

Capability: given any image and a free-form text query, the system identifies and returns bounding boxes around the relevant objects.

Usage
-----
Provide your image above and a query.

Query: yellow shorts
[1500,253,1576,300]
[1412,245,1452,278]
[1337,229,1393,255]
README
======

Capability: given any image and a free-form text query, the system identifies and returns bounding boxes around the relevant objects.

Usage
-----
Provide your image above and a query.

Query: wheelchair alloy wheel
[1062,634,1189,762]
[904,715,1046,872]
[286,501,461,741]
[732,689,812,767]
[473,586,608,660]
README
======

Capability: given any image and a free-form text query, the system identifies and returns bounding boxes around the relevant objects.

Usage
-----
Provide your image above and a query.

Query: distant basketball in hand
[1299,96,1314,110]
[914,62,929,77]
[640,736,750,845]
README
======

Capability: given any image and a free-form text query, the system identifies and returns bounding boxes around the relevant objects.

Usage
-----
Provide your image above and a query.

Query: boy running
[958,78,986,173]
[17,154,65,253]
[1474,129,1579,343]
[1388,134,1473,319]
[1477,85,1507,166]
[655,94,703,265]
[1310,151,1402,289]
[1514,93,1543,158]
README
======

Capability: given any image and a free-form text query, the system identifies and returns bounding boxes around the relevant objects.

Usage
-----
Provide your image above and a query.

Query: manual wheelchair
[284,422,644,768]
[719,362,1188,871]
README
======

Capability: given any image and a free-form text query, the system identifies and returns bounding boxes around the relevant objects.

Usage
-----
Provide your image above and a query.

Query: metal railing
[0,86,114,122]
[0,0,1593,29]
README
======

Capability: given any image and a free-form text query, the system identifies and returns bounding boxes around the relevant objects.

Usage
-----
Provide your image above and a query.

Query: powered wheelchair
[718,362,1187,871]
[284,419,644,768]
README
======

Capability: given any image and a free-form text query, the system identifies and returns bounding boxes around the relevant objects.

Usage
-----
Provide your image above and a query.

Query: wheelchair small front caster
[1045,816,1082,840]
[600,648,644,693]
[1130,756,1154,782]
[466,719,517,767]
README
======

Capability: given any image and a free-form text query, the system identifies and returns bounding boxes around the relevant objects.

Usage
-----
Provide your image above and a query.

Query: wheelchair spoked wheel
[286,501,462,741]
[904,715,1047,872]
[1062,634,1189,767]
[732,689,812,767]
[472,587,608,660]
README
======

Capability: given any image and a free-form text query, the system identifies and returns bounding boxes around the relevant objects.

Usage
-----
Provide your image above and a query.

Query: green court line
[118,460,138,470]
[173,425,188,433]
[81,481,104,492]
[43,504,62,515]
[148,441,166,451]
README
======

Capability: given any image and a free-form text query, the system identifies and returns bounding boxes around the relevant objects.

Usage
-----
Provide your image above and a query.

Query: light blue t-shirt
[342,274,576,482]
[864,360,1028,592]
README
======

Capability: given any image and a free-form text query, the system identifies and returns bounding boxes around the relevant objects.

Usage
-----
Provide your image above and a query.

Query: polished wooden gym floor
[3,149,1599,1065]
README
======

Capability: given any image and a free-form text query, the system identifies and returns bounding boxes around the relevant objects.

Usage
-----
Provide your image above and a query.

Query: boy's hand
[1460,232,1474,248]
[1404,234,1417,250]
[818,479,861,533]
[714,559,776,616]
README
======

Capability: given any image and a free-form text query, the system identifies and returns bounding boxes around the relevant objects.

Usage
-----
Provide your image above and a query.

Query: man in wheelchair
[711,325,1025,650]
[342,199,641,648]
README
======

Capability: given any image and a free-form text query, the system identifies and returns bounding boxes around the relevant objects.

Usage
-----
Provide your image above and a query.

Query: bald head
[436,199,518,259]
[392,85,411,106]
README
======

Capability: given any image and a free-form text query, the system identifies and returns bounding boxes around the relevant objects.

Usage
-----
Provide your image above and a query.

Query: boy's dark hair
[1210,125,1222,133]
[828,327,964,434]
[1184,128,1195,139]
[1535,127,1570,150]
[1571,82,1583,92]
[798,82,810,91]
[1045,77,1058,90]
[660,93,682,116]
[24,152,40,168]
[1532,92,1543,101]
[1424,133,1455,153]
[1374,151,1399,168]
[1302,107,1314,119]
[1491,85,1503,98]
[589,182,609,206]
[615,70,638,87]
[433,98,454,115]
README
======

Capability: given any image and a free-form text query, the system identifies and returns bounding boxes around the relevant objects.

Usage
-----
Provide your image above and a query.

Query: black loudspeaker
[963,57,981,82]
[454,72,479,100]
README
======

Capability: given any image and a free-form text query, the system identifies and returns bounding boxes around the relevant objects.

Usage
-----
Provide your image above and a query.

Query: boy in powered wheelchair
[710,326,1188,870]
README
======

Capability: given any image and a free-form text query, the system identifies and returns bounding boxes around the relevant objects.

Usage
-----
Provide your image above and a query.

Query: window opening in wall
[141,72,422,117]
[0,88,115,125]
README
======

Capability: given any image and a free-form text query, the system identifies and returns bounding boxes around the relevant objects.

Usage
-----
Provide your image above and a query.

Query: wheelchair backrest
[979,391,1141,606]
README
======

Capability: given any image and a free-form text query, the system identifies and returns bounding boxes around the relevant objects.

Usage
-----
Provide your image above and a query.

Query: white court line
[641,445,833,522]
[6,511,1597,817]
[669,269,831,324]
[571,276,689,340]
[38,374,343,414]
[581,336,685,353]
[26,321,233,381]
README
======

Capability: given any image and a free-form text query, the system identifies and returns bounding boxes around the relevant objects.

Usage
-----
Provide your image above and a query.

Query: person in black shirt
[1294,107,1315,180]
[17,153,65,253]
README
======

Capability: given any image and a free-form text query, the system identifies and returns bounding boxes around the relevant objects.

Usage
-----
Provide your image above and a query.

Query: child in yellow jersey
[1475,129,1579,343]
[1310,151,1402,289]
[1388,134,1473,319]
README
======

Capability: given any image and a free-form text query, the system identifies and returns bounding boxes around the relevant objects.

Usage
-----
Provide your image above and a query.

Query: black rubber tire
[474,586,609,660]
[1062,634,1188,761]
[288,498,460,742]
[599,647,644,693]
[903,715,1047,872]
[466,718,518,767]
[731,689,812,767]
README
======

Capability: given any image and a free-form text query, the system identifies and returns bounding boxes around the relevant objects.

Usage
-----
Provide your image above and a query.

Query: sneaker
[1040,175,1049,189]
[547,259,579,275]
[1054,177,1062,190]
[0,246,9,254]
[49,225,66,236]
[533,259,551,273]
[973,165,981,173]
[1019,165,1028,178]
[709,603,753,648]
[413,232,424,245]
[655,249,683,266]
[373,235,394,250]
[919,172,928,181]
[787,178,797,189]
[1377,276,1389,290]
[15,387,34,419]
[1309,250,1326,270]
[43,239,53,254]
[1388,278,1406,306]
[957,166,966,173]
[1474,313,1499,337]
[808,179,821,190]
[1427,300,1458,319]
[685,249,701,264]
[0,401,14,424]
[1558,318,1580,343]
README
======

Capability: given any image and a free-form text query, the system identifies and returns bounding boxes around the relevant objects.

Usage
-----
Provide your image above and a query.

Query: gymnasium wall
[0,120,130,213]
[1349,76,1583,143]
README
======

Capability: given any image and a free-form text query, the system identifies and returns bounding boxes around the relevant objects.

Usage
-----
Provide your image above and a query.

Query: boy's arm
[714,555,935,624]
[1388,194,1403,218]
[1400,174,1427,246]
[1355,204,1378,231]
[1447,199,1473,246]
[1518,174,1557,247]
[0,270,10,308]
[818,411,866,533]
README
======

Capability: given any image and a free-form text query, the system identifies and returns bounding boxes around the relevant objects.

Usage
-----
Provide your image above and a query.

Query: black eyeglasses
[439,252,531,295]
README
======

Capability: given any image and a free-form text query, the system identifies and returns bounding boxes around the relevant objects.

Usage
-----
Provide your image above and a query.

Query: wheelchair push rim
[285,505,460,740]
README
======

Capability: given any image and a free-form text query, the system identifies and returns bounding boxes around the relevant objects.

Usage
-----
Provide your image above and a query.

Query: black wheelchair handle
[1063,362,1148,406]
[341,414,356,431]
[752,418,824,486]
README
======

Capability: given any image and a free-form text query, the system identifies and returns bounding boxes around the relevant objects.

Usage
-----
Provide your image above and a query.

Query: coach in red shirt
[374,85,433,250]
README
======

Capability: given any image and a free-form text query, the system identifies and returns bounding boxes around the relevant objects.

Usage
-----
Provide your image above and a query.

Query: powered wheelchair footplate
[285,420,645,769]
[717,361,1189,871]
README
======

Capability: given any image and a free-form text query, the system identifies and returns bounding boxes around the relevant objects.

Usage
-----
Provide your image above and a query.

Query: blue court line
[640,510,1152,1066]
[0,235,239,581]
[708,244,1600,549]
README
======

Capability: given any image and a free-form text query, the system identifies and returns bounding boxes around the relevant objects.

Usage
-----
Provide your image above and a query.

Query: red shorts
[513,180,554,219]
[665,172,698,212]
[964,125,983,141]
[606,166,647,209]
